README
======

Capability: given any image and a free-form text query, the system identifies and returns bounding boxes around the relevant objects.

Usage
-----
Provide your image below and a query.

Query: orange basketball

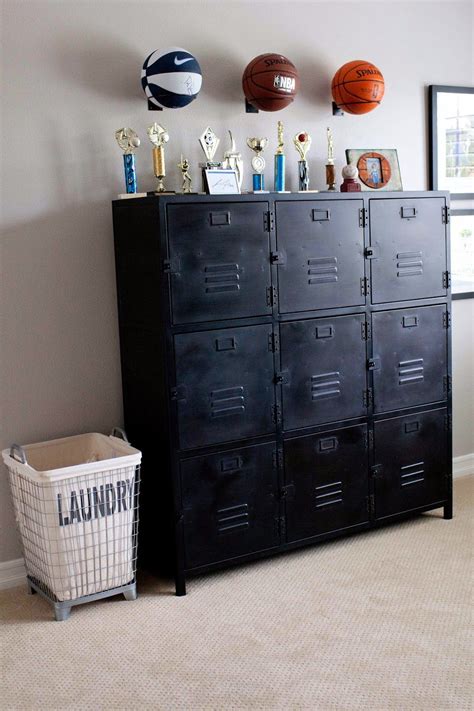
[331,60,384,115]
[242,53,299,111]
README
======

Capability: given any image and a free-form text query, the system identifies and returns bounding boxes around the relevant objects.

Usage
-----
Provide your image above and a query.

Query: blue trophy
[274,120,286,192]
[115,128,141,194]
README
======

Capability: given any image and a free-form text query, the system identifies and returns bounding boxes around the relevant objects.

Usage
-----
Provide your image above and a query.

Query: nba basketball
[141,47,202,109]
[331,60,384,115]
[242,53,299,111]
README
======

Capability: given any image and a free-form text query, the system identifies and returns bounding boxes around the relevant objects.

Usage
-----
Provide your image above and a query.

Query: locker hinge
[273,446,284,469]
[366,494,375,516]
[444,414,452,431]
[370,464,383,479]
[363,388,373,408]
[359,207,368,227]
[360,276,370,296]
[279,515,286,539]
[442,206,450,224]
[272,403,282,425]
[268,332,280,352]
[443,310,451,328]
[443,375,452,394]
[442,271,451,289]
[361,321,372,340]
[367,429,374,450]
[274,370,289,385]
[266,285,277,306]
[264,210,274,232]
[281,483,295,501]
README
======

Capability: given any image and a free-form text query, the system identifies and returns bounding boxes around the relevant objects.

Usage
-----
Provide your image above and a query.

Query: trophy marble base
[118,192,148,199]
[297,189,319,193]
[247,190,270,194]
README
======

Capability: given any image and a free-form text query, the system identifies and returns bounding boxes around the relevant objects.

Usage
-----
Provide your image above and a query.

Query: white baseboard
[0,455,472,590]
[453,453,474,479]
[0,558,26,590]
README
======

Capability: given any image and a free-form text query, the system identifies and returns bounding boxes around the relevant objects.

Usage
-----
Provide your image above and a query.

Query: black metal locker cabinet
[369,197,447,304]
[174,323,275,450]
[275,200,365,313]
[167,202,272,324]
[373,409,448,520]
[112,191,452,596]
[181,442,280,569]
[284,424,369,542]
[371,305,448,413]
[280,314,367,430]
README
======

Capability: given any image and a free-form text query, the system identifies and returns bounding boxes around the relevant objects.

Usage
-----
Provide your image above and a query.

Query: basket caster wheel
[123,587,137,601]
[54,605,71,621]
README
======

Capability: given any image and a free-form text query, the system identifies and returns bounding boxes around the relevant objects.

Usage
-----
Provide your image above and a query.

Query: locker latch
[270,251,285,265]
[364,246,377,259]
[274,370,289,385]
[367,358,380,371]
[371,464,383,479]
[170,384,187,401]
[280,484,295,501]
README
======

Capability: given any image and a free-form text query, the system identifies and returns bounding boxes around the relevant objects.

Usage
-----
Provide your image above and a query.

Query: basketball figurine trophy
[178,155,192,194]
[293,131,312,191]
[147,122,170,193]
[222,131,244,190]
[325,127,337,191]
[115,128,143,196]
[274,120,286,192]
[247,137,268,192]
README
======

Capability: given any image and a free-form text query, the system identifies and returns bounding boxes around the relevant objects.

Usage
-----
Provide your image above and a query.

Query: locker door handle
[210,211,231,226]
[364,246,378,259]
[312,208,331,222]
[367,358,380,371]
[400,206,417,219]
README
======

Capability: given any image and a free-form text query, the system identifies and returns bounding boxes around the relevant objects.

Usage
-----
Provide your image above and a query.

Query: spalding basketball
[331,60,384,115]
[141,47,202,109]
[242,53,299,111]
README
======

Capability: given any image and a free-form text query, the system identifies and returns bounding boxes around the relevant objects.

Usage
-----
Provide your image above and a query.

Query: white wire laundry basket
[2,428,141,620]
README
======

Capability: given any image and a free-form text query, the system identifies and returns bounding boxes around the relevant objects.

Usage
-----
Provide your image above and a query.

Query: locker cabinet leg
[27,582,36,595]
[443,501,453,520]
[175,571,186,596]
[54,604,71,622]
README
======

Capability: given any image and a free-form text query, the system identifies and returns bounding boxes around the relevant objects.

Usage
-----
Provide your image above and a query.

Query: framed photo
[345,149,403,191]
[429,85,474,199]
[204,169,241,195]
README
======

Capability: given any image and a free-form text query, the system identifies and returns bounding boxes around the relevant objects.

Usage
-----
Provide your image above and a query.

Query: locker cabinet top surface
[113,190,450,207]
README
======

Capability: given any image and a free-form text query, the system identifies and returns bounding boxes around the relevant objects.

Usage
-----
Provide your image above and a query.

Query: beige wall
[1,0,472,562]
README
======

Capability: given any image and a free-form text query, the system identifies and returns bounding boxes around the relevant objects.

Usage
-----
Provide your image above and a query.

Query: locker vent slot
[308,257,338,285]
[398,358,424,385]
[315,481,343,509]
[210,386,245,418]
[217,503,249,533]
[397,251,423,278]
[311,371,341,400]
[400,462,425,487]
[204,263,240,294]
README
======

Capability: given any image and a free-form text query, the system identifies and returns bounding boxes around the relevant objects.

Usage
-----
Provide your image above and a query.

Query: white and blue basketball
[141,47,202,109]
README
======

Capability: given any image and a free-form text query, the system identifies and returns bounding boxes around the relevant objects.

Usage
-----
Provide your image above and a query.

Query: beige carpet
[1,476,472,711]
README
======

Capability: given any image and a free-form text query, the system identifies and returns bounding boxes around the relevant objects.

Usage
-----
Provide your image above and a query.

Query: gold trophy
[147,123,170,193]
[325,127,337,191]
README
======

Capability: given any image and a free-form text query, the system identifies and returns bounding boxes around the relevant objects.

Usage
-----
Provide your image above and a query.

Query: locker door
[167,202,272,324]
[372,305,448,413]
[275,200,365,313]
[174,324,275,449]
[369,197,447,303]
[181,442,280,569]
[373,409,448,520]
[280,314,367,430]
[284,424,369,542]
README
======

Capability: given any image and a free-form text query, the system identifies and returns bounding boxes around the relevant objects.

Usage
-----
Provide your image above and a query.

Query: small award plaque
[115,128,146,197]
[147,122,172,193]
[293,131,312,191]
[247,137,268,192]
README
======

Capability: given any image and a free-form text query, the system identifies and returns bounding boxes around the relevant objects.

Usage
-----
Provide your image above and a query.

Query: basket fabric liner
[3,434,141,602]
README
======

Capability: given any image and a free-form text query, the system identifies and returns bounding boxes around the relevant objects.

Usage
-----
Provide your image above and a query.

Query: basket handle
[10,444,27,464]
[110,427,129,443]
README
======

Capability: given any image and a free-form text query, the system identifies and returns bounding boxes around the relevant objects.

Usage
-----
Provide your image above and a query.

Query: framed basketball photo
[345,149,403,191]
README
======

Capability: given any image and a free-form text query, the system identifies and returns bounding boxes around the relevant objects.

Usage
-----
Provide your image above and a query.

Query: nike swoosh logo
[174,56,193,66]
